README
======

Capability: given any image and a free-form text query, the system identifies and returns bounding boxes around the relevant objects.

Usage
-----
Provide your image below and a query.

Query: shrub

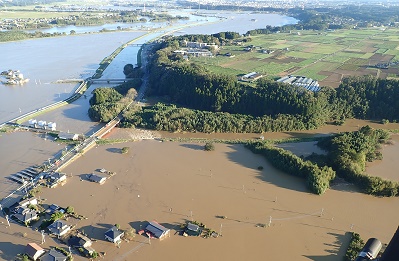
[66,206,74,214]
[121,147,129,154]
[204,142,215,151]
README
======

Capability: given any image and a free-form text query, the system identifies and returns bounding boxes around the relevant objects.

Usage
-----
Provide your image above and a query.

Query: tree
[50,211,64,222]
[121,147,129,154]
[70,30,76,35]
[123,64,134,77]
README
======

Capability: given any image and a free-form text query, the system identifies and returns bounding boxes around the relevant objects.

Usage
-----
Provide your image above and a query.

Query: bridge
[89,78,137,84]
[128,43,143,47]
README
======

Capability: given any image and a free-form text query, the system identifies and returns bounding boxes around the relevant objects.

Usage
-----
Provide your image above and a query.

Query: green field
[0,10,82,19]
[190,27,399,87]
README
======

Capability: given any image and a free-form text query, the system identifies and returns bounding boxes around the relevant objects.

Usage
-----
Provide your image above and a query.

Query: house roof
[19,197,38,207]
[48,220,70,236]
[187,223,200,232]
[14,209,38,223]
[49,172,66,180]
[145,221,170,238]
[58,132,79,140]
[68,233,92,247]
[41,249,67,261]
[105,226,124,240]
[88,174,106,184]
[25,243,44,258]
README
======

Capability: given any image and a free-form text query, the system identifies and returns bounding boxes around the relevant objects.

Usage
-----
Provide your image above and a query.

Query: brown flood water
[1,119,399,260]
[366,134,399,181]
[0,138,397,261]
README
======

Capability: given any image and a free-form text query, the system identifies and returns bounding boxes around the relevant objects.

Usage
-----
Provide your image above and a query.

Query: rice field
[189,27,399,87]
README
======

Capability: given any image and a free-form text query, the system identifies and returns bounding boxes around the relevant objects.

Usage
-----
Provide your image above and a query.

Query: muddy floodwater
[366,134,399,182]
[0,138,398,261]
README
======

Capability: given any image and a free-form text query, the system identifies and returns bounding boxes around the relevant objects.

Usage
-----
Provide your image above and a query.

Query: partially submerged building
[184,222,202,236]
[48,220,71,237]
[25,243,45,261]
[58,132,79,141]
[41,249,67,261]
[145,221,171,240]
[104,226,124,243]
[87,173,107,184]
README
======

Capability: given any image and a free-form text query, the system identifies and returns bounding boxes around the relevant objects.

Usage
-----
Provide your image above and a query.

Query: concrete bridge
[128,43,143,47]
[89,78,137,84]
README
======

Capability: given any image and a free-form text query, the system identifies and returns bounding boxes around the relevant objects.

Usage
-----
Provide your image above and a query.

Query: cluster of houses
[173,41,219,58]
[277,75,321,92]
[1,69,29,85]
[28,119,57,131]
[10,197,40,225]
[243,45,277,54]
[25,243,69,261]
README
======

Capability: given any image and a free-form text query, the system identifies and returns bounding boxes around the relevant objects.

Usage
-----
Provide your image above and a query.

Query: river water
[0,10,297,125]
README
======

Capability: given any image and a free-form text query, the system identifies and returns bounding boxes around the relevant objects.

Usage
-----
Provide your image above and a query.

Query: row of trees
[121,103,312,133]
[0,31,68,42]
[245,141,336,195]
[316,126,398,197]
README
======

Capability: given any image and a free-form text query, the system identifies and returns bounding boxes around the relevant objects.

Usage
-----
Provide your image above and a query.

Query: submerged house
[145,221,171,240]
[87,173,107,184]
[47,172,67,188]
[104,226,124,243]
[25,243,45,261]
[48,220,71,237]
[13,207,38,224]
[184,222,202,236]
[41,249,67,261]
[68,233,95,255]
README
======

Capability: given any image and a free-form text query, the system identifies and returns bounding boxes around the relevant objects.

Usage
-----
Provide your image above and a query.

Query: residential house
[19,197,38,208]
[46,204,62,215]
[41,249,68,261]
[47,172,67,188]
[184,222,202,236]
[87,173,107,184]
[68,233,95,255]
[25,243,45,261]
[145,221,171,240]
[105,226,124,243]
[48,220,71,237]
[13,207,38,224]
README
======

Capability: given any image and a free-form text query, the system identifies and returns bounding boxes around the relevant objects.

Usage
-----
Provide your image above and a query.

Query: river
[0,10,297,126]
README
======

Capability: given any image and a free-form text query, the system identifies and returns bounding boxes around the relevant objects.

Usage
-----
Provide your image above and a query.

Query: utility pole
[41,230,45,244]
[5,215,10,227]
